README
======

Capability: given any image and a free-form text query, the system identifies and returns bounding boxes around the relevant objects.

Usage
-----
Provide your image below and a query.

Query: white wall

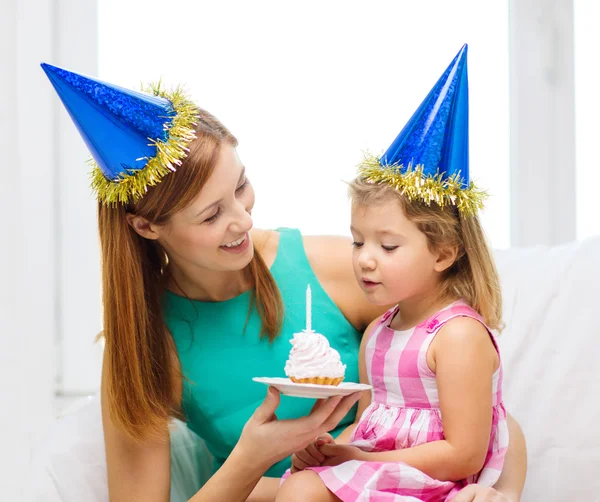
[509,0,576,246]
[54,0,103,397]
[98,0,511,251]
[574,0,600,240]
[0,0,56,498]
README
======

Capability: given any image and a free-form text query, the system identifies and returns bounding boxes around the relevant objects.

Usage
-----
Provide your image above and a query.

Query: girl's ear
[126,213,161,240]
[434,245,459,273]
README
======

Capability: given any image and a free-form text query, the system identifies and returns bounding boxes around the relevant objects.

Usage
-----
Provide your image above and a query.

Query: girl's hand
[319,443,366,467]
[453,485,515,502]
[237,388,360,471]
[290,433,335,473]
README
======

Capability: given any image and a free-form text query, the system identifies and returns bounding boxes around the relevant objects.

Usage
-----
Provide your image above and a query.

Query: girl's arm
[332,317,377,444]
[452,415,526,502]
[355,316,499,481]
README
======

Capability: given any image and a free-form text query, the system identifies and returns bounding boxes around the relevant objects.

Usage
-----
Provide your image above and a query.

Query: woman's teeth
[223,235,246,248]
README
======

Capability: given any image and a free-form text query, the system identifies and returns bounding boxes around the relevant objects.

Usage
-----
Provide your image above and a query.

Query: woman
[42,63,526,501]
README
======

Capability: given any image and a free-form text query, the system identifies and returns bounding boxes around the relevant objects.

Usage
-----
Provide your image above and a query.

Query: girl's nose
[357,249,376,270]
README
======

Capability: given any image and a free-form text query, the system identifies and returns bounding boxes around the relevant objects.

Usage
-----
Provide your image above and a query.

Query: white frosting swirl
[284,330,346,379]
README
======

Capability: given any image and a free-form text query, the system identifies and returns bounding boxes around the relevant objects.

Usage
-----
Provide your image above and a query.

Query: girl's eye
[382,245,399,252]
[352,241,363,248]
[236,179,248,192]
[204,207,221,224]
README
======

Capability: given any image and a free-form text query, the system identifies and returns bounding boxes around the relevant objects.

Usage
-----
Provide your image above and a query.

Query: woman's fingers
[315,433,334,447]
[305,392,361,432]
[452,485,509,502]
[252,387,280,424]
[319,393,361,431]
[303,396,342,428]
[240,389,360,470]
[309,396,336,414]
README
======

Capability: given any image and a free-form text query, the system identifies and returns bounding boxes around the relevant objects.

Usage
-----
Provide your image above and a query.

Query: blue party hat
[41,63,198,204]
[359,44,486,215]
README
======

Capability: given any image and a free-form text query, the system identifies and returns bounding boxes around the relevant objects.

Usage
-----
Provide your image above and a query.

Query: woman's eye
[382,245,399,252]
[204,208,221,223]
[351,241,363,248]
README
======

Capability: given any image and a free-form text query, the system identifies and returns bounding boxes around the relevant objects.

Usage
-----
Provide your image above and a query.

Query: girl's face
[156,144,256,273]
[350,197,446,306]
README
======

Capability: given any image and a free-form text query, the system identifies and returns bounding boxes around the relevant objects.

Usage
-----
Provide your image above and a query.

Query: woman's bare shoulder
[302,234,352,283]
[302,234,389,331]
[251,228,280,268]
[252,230,347,268]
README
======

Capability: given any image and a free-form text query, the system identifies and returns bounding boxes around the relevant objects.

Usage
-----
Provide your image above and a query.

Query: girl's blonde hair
[99,109,283,441]
[349,177,502,331]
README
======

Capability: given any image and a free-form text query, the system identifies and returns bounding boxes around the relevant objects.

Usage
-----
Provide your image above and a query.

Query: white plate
[252,377,372,399]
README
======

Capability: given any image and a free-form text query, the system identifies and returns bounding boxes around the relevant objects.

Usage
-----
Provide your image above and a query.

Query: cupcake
[284,330,346,386]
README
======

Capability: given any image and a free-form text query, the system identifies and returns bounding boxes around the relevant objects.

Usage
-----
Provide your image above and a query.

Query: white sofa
[493,236,600,500]
[24,396,213,502]
[25,236,600,501]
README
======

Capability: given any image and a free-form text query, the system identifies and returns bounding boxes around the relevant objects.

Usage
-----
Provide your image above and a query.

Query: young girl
[276,45,509,501]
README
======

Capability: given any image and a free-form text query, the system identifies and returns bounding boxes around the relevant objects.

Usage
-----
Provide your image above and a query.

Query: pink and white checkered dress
[303,301,508,501]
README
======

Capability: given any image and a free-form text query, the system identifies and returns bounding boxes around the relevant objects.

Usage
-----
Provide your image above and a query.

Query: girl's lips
[362,279,381,288]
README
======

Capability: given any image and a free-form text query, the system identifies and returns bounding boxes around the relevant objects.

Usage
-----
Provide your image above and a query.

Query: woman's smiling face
[156,143,256,273]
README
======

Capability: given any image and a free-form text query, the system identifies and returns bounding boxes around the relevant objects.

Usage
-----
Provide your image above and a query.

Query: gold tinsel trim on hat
[90,83,198,205]
[358,153,488,217]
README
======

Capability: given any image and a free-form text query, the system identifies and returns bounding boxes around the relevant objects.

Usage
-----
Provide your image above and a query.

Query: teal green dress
[164,227,361,479]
